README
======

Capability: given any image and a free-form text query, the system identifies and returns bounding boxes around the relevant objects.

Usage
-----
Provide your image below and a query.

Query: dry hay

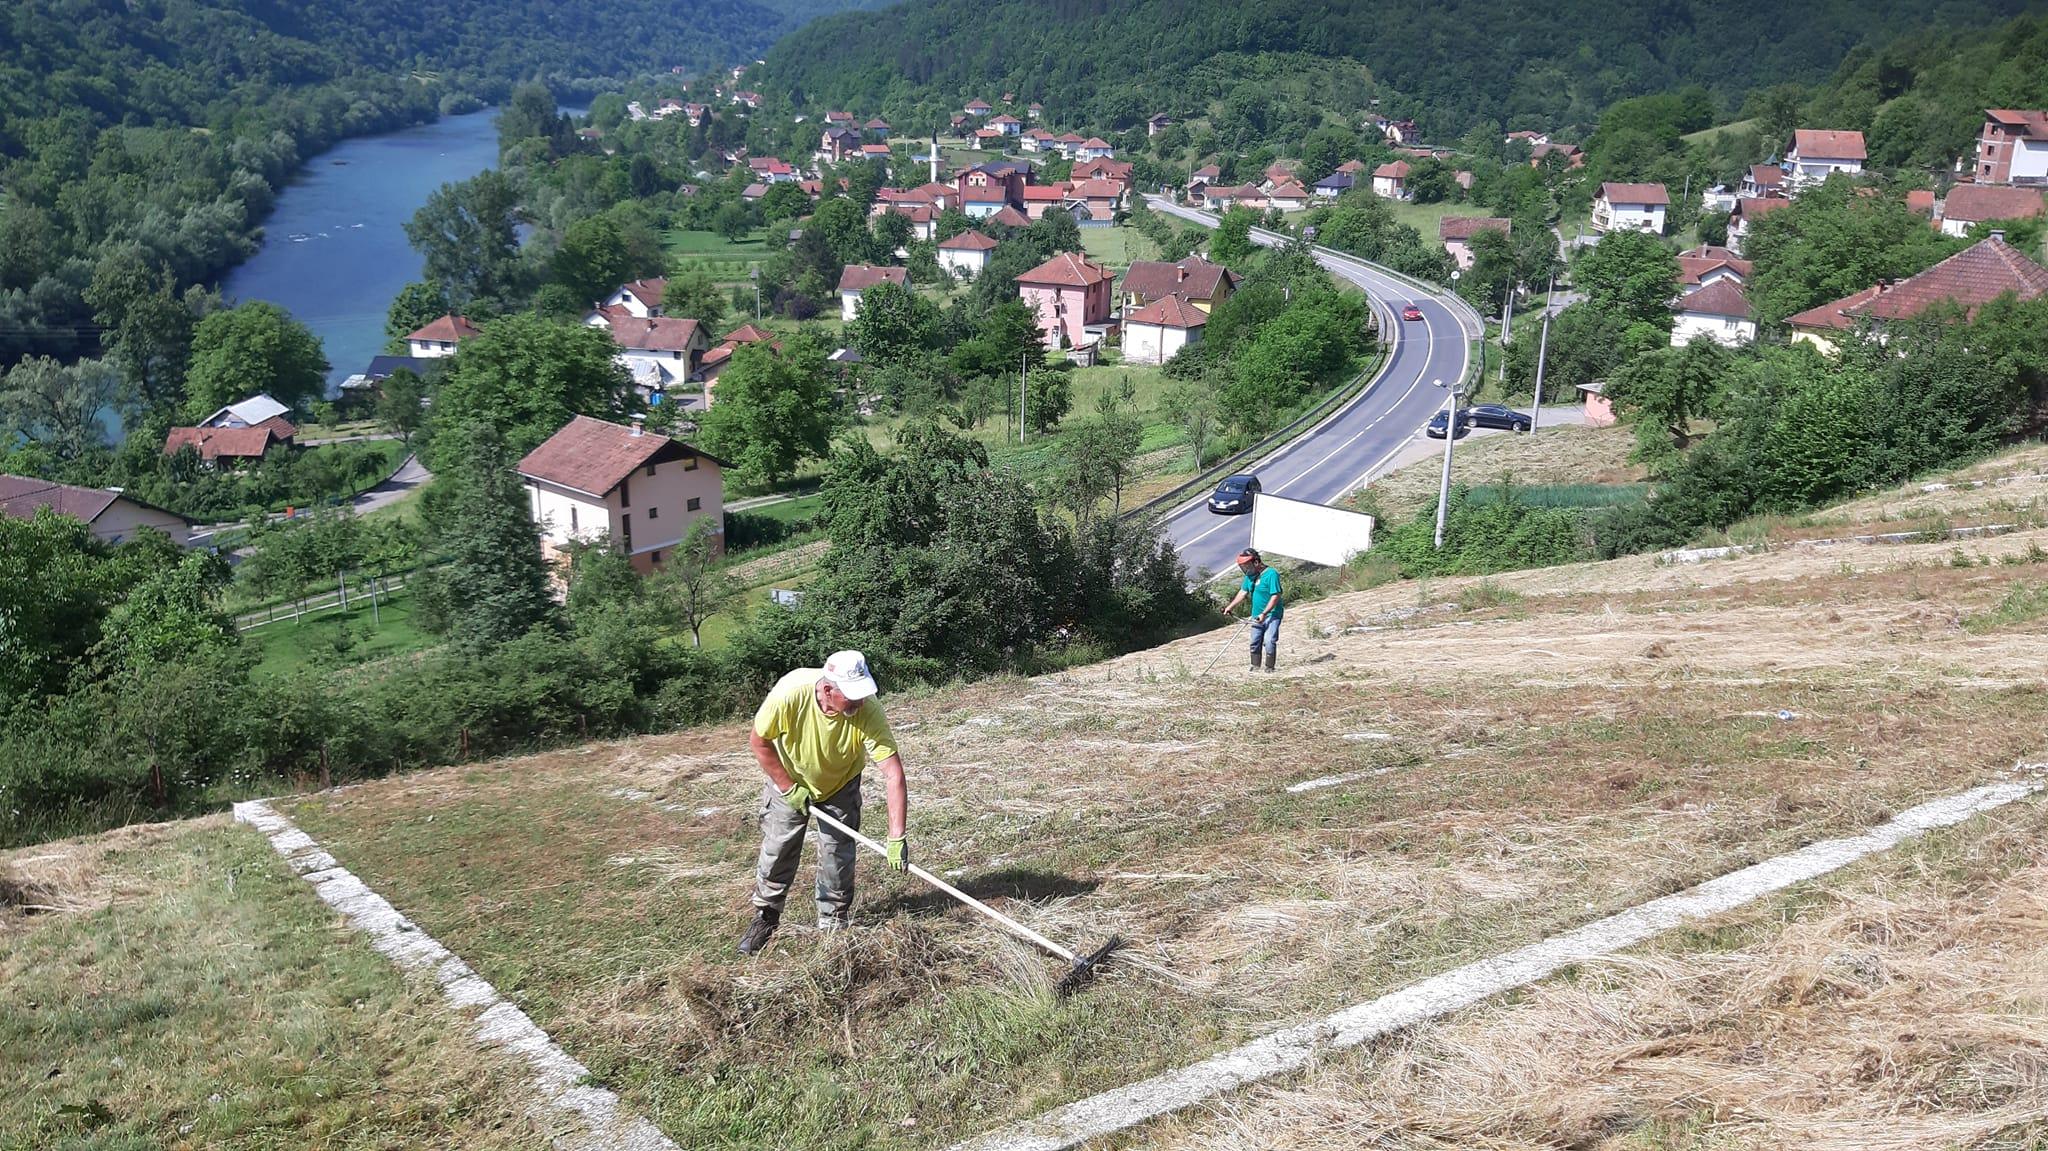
[1163,819,2048,1151]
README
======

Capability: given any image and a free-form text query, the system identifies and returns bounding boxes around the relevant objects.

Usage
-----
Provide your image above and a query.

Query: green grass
[664,227,772,283]
[1080,226,1163,273]
[1386,199,1487,243]
[1964,580,2048,633]
[1463,482,1652,508]
[1682,117,1757,144]
[0,821,545,1149]
[243,590,435,679]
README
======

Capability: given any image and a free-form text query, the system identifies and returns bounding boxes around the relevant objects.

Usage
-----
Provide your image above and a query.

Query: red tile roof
[163,418,294,461]
[517,416,717,497]
[605,315,703,353]
[1439,216,1511,241]
[1986,109,2048,141]
[0,475,119,523]
[1335,159,1367,174]
[1851,236,2048,322]
[1746,164,1785,187]
[837,264,908,293]
[990,114,1021,125]
[938,229,999,251]
[1125,293,1207,329]
[1267,180,1309,200]
[1120,256,1237,303]
[1071,178,1125,199]
[1906,189,1937,217]
[1674,279,1752,319]
[1015,251,1112,288]
[1373,161,1410,179]
[1733,197,1792,222]
[1786,284,1887,332]
[722,323,778,344]
[616,277,666,308]
[1080,137,1110,149]
[1941,184,2046,224]
[1074,158,1133,180]
[1021,184,1070,202]
[990,206,1029,227]
[1678,255,1751,285]
[963,185,1011,203]
[1600,182,1669,206]
[406,314,480,344]
[1790,129,1867,161]
[1056,132,1085,144]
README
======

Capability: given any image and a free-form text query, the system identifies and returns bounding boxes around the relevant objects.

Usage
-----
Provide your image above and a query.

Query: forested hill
[754,0,2043,137]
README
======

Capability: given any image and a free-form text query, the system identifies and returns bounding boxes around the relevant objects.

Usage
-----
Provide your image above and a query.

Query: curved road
[1145,198,1484,580]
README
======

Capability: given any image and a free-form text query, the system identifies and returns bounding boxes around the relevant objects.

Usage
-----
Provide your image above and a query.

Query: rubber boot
[1250,652,1262,673]
[1263,650,1277,673]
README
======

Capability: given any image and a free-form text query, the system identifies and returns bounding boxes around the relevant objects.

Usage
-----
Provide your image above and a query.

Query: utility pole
[1497,291,1512,385]
[749,265,761,323]
[1433,378,1460,550]
[1019,349,1028,443]
[1530,271,1556,432]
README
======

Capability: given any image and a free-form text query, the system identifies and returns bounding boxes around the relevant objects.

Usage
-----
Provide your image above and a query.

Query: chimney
[630,414,644,437]
[1990,228,2007,244]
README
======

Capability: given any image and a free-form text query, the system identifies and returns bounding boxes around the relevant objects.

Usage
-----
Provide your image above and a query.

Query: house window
[648,506,658,520]
[569,506,578,532]
[687,497,701,511]
[645,462,657,477]
[619,477,630,508]
[683,456,698,471]
[650,550,662,565]
[621,514,632,548]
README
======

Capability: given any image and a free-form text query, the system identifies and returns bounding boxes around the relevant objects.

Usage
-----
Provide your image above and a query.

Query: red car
[1401,305,1424,321]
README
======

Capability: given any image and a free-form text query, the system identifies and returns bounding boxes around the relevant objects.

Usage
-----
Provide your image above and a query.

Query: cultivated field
[10,444,2048,1148]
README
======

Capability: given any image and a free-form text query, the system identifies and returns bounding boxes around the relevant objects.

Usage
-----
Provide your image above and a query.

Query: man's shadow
[868,867,1099,919]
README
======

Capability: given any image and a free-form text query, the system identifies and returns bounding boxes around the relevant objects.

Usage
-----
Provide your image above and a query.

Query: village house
[1786,233,2048,355]
[585,309,707,397]
[1261,162,1297,191]
[1676,244,1753,294]
[1437,217,1510,271]
[1027,103,1043,120]
[684,103,709,127]
[974,127,1006,147]
[819,127,861,163]
[518,415,725,574]
[748,157,799,183]
[1505,130,1550,147]
[1053,132,1086,157]
[1069,177,1126,223]
[1073,157,1134,187]
[599,278,667,318]
[937,229,998,278]
[963,184,1012,218]
[699,323,780,393]
[864,117,891,139]
[1192,163,1223,183]
[1740,164,1786,200]
[1729,196,1792,255]
[1122,293,1206,365]
[729,91,763,109]
[1782,130,1866,191]
[1118,255,1238,314]
[0,475,194,546]
[1937,184,2046,238]
[405,314,480,358]
[1592,182,1669,234]
[1976,109,2048,185]
[964,98,992,117]
[1021,183,1069,220]
[1075,137,1116,162]
[1669,279,1757,347]
[1576,381,1617,427]
[1015,251,1113,349]
[1203,183,1265,211]
[1147,113,1174,137]
[989,205,1030,228]
[884,201,936,241]
[1907,189,1937,219]
[1021,128,1056,153]
[1371,161,1411,201]
[989,114,1023,136]
[1313,172,1354,199]
[1266,181,1310,212]
[1367,115,1419,145]
[914,181,959,212]
[164,392,298,466]
[837,264,908,322]
[1529,142,1584,169]
[824,110,854,126]
[1335,159,1368,177]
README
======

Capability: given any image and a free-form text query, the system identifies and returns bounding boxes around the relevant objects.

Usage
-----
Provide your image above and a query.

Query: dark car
[1401,305,1424,321]
[1208,473,1261,514]
[1424,409,1473,439]
[1464,403,1532,432]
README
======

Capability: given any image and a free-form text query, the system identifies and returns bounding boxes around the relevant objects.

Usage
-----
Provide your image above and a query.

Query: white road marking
[234,800,681,1151]
[945,775,2045,1151]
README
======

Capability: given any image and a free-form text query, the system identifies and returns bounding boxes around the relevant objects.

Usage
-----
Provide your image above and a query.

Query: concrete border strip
[233,800,680,1151]
[947,774,2044,1151]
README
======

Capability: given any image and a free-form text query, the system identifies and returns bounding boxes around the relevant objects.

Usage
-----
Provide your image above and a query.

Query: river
[221,109,504,389]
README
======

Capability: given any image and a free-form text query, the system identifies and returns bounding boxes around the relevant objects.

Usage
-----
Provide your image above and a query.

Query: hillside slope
[10,440,2048,1147]
[754,0,2045,137]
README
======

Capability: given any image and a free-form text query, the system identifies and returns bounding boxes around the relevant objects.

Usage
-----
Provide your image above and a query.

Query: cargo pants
[752,778,862,927]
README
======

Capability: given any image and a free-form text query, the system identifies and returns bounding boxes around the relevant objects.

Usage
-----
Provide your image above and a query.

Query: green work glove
[780,782,813,816]
[885,836,909,873]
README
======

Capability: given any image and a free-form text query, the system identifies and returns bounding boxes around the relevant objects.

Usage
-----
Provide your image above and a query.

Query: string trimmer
[810,807,1125,995]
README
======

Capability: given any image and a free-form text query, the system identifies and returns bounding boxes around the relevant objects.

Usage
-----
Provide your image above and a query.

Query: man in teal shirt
[1224,547,1284,672]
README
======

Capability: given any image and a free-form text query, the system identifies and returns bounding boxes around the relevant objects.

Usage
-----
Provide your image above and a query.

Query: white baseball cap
[822,650,879,700]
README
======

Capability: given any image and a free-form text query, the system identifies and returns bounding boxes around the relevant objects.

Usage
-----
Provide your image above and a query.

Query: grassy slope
[0,819,546,1149]
[22,438,2048,1147]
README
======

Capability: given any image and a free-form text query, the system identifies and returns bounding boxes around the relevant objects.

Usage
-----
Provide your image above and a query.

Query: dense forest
[755,0,2045,140]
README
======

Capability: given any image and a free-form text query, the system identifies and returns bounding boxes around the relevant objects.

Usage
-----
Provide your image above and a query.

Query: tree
[182,303,329,419]
[552,215,632,307]
[1162,378,1219,473]
[95,551,236,674]
[1211,207,1260,267]
[429,314,633,459]
[1024,368,1071,434]
[1573,231,1681,327]
[413,420,559,647]
[1460,228,1517,313]
[696,340,835,488]
[385,281,452,345]
[846,280,942,366]
[0,356,117,462]
[1744,180,1964,325]
[405,170,524,309]
[87,252,201,415]
[1605,339,1732,473]
[649,518,736,647]
[661,266,728,328]
[374,369,427,449]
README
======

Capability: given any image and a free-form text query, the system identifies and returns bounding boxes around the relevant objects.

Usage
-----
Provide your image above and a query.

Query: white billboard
[1249,493,1376,568]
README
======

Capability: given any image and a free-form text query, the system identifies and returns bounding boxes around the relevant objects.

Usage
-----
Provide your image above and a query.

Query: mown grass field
[664,227,772,284]
[243,590,434,678]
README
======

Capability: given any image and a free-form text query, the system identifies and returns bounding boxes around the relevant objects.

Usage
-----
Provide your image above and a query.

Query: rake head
[1054,934,1125,997]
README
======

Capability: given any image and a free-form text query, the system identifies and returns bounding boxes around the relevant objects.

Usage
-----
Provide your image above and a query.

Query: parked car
[1464,403,1532,432]
[1424,409,1472,439]
[1401,305,1424,321]
[1208,473,1261,514]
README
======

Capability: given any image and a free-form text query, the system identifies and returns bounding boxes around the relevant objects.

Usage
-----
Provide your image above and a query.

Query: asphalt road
[1145,198,1484,581]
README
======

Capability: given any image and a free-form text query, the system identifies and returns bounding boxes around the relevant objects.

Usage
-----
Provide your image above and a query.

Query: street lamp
[1433,377,1463,550]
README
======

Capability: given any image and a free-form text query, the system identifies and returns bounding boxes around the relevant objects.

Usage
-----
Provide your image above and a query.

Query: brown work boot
[737,907,780,955]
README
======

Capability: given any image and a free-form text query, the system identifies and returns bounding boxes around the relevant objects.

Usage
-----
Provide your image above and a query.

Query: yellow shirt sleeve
[858,706,899,764]
[753,676,797,742]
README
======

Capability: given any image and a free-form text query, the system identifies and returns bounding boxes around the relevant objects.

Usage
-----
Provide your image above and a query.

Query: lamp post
[1529,271,1556,432]
[1433,377,1462,550]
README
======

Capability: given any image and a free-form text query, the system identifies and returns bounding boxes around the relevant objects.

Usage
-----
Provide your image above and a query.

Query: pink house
[1015,251,1113,349]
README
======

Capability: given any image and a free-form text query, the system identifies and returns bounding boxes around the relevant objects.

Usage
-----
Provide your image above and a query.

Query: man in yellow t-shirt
[738,650,910,954]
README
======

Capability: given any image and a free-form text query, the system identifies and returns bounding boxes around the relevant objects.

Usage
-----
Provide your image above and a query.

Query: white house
[837,264,908,322]
[1669,280,1756,348]
[1121,293,1206,365]
[1977,109,2048,185]
[1937,184,2046,238]
[517,415,726,574]
[1438,217,1510,272]
[1371,160,1411,201]
[600,278,667,318]
[197,393,291,429]
[1782,130,1866,191]
[936,230,998,278]
[1592,182,1669,234]
[1074,137,1115,162]
[405,314,481,358]
[0,475,194,547]
[585,309,707,397]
